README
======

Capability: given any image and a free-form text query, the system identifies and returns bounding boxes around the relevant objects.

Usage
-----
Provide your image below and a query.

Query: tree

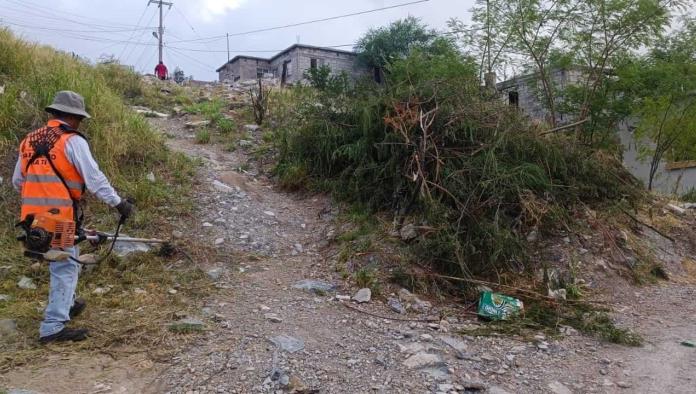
[454,0,689,133]
[560,0,688,142]
[448,1,518,85]
[628,19,696,190]
[488,0,582,127]
[355,17,438,81]
[173,67,185,84]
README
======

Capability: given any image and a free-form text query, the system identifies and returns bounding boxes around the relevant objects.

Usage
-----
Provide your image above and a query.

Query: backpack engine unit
[16,213,76,259]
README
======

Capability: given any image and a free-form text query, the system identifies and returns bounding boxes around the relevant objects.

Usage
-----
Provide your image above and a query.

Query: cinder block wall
[219,59,271,82]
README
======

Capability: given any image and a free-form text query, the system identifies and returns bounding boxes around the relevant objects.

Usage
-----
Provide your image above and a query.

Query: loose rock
[388,297,406,314]
[292,279,336,294]
[548,381,573,394]
[207,268,223,281]
[400,224,418,241]
[402,352,445,369]
[212,180,235,193]
[0,319,18,337]
[17,276,37,290]
[270,335,304,353]
[264,313,283,323]
[168,318,205,333]
[185,120,210,129]
[352,288,371,303]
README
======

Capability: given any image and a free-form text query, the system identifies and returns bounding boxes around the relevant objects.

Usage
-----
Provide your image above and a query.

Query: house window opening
[508,91,519,108]
[257,68,269,78]
[310,58,318,69]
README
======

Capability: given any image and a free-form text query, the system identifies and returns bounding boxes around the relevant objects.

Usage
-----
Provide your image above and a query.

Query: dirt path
[3,116,695,394]
[148,118,696,394]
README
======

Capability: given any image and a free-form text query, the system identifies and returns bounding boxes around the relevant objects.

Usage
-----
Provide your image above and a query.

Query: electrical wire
[171,4,216,53]
[168,0,431,44]
[1,0,152,30]
[0,18,154,34]
[166,45,218,71]
[119,3,152,59]
[123,8,159,64]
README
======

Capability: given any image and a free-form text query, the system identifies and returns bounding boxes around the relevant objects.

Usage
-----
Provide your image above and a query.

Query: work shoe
[69,298,87,319]
[39,328,89,344]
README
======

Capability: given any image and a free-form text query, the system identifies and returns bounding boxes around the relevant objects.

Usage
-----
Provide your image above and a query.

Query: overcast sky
[1,0,475,80]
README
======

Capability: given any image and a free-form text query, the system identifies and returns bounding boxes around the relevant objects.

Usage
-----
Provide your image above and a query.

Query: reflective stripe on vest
[21,197,74,207]
[25,174,85,192]
[24,174,85,191]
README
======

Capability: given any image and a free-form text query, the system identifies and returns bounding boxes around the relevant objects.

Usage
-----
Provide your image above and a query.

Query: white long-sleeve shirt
[12,133,122,207]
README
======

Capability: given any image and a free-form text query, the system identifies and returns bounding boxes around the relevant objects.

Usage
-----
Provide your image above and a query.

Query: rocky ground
[2,102,696,394]
[150,116,696,394]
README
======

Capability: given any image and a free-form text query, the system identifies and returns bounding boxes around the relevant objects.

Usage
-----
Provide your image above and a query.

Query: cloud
[195,0,248,21]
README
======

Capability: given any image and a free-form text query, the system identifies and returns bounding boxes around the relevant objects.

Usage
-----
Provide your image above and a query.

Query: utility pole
[149,0,173,63]
[226,33,230,62]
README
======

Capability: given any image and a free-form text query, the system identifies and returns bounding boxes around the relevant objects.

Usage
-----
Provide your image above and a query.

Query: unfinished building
[216,44,368,85]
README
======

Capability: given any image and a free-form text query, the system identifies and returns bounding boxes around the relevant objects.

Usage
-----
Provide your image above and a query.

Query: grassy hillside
[0,29,208,369]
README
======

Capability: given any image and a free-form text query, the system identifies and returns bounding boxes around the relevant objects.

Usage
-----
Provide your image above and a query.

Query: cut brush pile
[275,45,643,280]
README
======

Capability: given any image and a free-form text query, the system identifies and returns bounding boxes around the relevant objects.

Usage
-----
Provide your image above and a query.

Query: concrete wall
[219,47,367,85]
[269,47,361,84]
[219,58,271,82]
[618,121,696,195]
[498,71,696,196]
[497,69,584,125]
[269,49,300,84]
[296,47,362,82]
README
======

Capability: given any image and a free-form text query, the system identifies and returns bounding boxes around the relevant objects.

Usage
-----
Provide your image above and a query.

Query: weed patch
[0,29,204,370]
[196,128,211,144]
[463,300,643,346]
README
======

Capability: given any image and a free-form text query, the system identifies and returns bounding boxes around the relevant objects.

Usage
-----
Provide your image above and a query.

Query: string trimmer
[16,210,170,265]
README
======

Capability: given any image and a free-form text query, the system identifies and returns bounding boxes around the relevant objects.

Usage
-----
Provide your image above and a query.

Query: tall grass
[0,29,205,368]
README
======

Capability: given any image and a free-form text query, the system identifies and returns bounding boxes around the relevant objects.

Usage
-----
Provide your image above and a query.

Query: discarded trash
[681,340,695,348]
[477,291,524,320]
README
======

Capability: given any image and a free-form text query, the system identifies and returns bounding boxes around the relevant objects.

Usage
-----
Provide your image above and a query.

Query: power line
[0,18,154,34]
[123,8,159,63]
[172,4,216,54]
[167,46,217,71]
[1,0,152,30]
[119,3,152,59]
[168,0,431,44]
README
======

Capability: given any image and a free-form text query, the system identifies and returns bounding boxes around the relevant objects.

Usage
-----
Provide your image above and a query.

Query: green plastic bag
[477,291,524,320]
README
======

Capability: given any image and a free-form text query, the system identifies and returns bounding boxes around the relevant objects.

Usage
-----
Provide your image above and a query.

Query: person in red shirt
[155,61,168,80]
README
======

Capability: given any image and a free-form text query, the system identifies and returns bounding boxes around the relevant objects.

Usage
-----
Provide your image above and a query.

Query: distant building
[497,69,696,195]
[216,44,368,85]
[496,68,586,126]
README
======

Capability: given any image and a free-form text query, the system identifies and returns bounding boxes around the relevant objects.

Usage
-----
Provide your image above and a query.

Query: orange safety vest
[19,120,86,222]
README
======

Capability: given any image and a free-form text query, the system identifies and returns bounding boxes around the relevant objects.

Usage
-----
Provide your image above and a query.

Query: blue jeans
[39,246,81,338]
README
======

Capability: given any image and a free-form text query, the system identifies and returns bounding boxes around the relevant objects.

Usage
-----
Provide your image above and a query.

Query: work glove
[115,199,135,221]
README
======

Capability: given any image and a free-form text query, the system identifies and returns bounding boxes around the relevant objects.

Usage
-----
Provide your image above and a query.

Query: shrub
[276,40,641,278]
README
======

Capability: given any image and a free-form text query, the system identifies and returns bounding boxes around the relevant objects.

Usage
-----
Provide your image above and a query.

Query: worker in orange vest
[12,91,134,344]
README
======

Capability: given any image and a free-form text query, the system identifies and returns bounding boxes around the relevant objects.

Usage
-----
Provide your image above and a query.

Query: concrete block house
[216,44,367,85]
[497,69,696,194]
